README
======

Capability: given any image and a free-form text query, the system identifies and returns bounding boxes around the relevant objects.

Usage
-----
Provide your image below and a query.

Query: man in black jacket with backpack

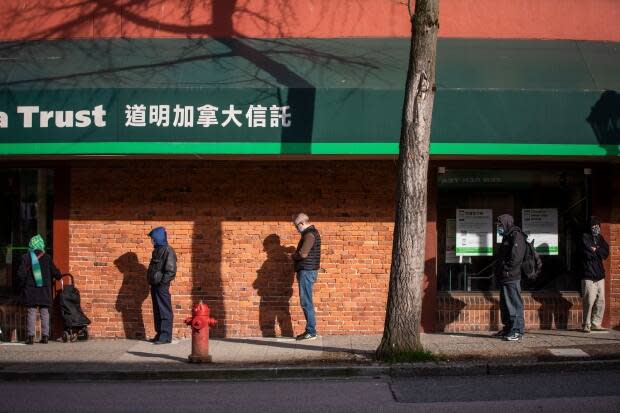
[581,217,609,333]
[494,214,527,341]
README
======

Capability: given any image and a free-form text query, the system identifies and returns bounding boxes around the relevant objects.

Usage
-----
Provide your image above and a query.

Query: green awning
[0,38,618,156]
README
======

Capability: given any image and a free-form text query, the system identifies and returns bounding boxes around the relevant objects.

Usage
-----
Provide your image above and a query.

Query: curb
[1,359,620,381]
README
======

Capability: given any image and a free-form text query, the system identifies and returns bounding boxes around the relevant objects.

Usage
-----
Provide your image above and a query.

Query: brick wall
[608,167,620,329]
[437,293,584,332]
[65,160,620,339]
[69,160,396,339]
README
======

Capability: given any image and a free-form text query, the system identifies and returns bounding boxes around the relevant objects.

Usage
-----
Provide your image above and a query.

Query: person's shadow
[253,235,296,337]
[531,291,572,329]
[114,252,149,340]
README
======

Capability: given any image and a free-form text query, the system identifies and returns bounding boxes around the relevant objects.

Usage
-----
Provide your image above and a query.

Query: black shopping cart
[58,274,91,342]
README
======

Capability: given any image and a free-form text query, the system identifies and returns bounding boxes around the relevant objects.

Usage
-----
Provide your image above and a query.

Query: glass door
[0,169,54,295]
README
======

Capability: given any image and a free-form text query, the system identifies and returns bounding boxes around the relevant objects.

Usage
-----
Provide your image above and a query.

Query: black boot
[40,335,49,344]
[25,335,34,345]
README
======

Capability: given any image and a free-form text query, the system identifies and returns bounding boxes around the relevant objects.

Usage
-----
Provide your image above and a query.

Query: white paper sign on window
[456,209,493,256]
[446,219,471,263]
[522,208,558,255]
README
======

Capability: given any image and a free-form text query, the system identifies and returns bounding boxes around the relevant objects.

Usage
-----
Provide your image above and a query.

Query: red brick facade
[63,161,620,338]
[437,293,584,333]
[608,167,620,328]
[69,160,396,339]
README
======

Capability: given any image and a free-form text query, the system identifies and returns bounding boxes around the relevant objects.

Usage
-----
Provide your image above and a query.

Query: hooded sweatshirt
[494,214,527,283]
[149,227,168,247]
[147,227,177,285]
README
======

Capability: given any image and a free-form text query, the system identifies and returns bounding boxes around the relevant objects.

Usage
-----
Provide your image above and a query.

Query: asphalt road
[1,370,619,412]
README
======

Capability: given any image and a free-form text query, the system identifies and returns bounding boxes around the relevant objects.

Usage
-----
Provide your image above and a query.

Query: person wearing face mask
[493,214,527,341]
[146,227,177,344]
[580,216,609,333]
[291,213,321,340]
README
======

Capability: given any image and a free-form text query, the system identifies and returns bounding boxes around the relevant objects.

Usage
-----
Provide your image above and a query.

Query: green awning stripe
[0,142,618,156]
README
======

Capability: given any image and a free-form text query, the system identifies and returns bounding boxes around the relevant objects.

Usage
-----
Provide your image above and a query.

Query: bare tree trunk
[377,0,439,359]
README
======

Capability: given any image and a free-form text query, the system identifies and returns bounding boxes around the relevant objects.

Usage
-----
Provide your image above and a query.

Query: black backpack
[521,238,543,280]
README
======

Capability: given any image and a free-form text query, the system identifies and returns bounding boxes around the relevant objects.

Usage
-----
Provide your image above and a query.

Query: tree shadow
[0,1,380,152]
[253,234,295,337]
[587,90,620,156]
[114,252,149,340]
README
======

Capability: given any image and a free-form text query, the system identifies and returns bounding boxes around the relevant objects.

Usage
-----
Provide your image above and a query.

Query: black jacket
[147,245,177,286]
[581,233,609,281]
[17,252,61,307]
[294,226,321,271]
[494,219,527,284]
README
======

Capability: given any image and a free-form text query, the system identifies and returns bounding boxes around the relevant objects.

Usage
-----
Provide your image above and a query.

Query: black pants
[151,283,173,341]
[499,280,525,335]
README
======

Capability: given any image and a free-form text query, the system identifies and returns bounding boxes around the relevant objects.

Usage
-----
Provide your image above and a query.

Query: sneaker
[591,326,607,332]
[582,326,591,333]
[153,339,172,345]
[504,332,522,341]
[492,330,509,338]
[295,332,317,341]
[25,335,34,345]
[39,335,48,344]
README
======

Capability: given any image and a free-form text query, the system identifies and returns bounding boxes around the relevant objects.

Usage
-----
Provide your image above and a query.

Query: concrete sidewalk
[1,329,619,380]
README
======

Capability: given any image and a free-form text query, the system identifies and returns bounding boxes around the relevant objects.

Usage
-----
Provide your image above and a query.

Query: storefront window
[0,169,54,294]
[437,169,587,292]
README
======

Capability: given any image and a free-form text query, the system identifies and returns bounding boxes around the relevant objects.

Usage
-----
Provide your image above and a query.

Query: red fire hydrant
[184,302,217,363]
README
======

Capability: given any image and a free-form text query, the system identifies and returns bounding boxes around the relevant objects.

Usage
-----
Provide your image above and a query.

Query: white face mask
[592,225,601,236]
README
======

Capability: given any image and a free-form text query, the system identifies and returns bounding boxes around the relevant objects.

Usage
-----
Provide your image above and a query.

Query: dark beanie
[590,216,601,226]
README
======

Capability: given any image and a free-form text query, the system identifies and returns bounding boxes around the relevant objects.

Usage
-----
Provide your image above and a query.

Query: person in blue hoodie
[146,227,177,344]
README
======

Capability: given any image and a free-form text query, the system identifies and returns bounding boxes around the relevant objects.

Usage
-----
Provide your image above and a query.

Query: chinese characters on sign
[124,104,292,128]
[456,209,493,256]
[522,208,559,255]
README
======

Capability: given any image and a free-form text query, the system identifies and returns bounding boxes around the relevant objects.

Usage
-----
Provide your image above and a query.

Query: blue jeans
[499,280,524,335]
[297,270,317,335]
[151,283,173,341]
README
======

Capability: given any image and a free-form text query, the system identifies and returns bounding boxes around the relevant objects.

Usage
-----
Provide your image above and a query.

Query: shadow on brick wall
[253,234,295,337]
[114,252,149,339]
[436,295,466,331]
[531,292,572,330]
[481,289,501,331]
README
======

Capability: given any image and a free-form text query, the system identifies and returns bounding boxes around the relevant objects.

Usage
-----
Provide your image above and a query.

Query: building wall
[67,159,620,338]
[437,293,584,332]
[1,0,619,41]
[608,167,620,328]
[69,160,397,338]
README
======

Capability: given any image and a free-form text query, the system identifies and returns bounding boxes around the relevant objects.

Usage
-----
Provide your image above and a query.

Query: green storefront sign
[0,38,618,155]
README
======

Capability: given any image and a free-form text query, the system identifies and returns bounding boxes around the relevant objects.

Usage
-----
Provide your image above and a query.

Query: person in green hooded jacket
[17,234,61,345]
